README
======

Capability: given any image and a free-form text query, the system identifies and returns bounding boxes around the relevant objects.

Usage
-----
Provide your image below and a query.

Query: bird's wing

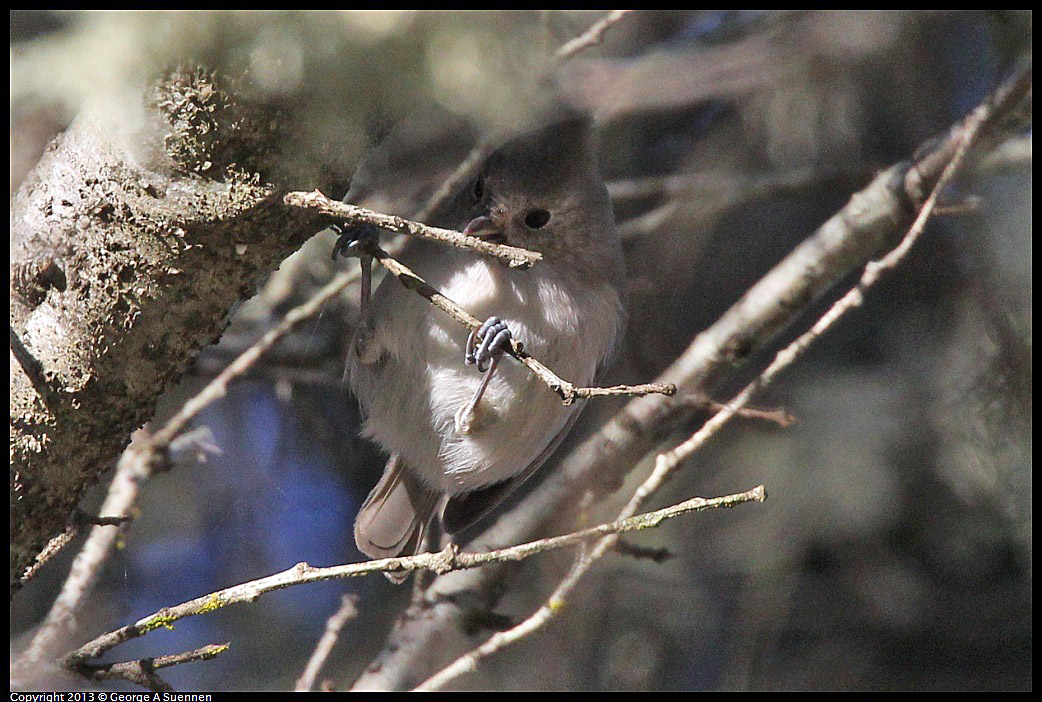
[354,454,440,583]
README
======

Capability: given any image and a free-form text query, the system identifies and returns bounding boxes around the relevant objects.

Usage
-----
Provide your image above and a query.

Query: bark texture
[9,69,349,593]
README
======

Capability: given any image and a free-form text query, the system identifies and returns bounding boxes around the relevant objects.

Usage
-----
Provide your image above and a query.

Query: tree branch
[296,594,360,692]
[13,268,360,686]
[8,69,346,593]
[72,643,231,692]
[413,59,1030,692]
[283,189,542,269]
[60,485,764,677]
[555,10,635,63]
[10,428,218,687]
[352,61,1032,691]
[361,240,676,404]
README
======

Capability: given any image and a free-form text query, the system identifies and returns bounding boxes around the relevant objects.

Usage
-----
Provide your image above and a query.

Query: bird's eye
[472,176,484,200]
[524,209,551,230]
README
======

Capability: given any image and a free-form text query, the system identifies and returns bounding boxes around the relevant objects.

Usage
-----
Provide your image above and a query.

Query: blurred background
[10,10,1031,691]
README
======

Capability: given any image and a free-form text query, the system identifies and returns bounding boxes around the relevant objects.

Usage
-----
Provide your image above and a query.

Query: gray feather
[354,454,440,583]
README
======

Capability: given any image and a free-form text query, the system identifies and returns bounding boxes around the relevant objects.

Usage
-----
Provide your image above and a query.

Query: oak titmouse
[349,118,626,578]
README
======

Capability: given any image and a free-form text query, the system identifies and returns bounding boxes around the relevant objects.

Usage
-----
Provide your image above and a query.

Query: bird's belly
[356,256,612,496]
[424,348,577,494]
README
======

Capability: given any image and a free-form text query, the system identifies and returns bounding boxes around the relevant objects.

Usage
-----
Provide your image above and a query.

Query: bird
[348,117,626,580]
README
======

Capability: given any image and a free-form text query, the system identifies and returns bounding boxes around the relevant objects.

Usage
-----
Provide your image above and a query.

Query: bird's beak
[463,215,505,243]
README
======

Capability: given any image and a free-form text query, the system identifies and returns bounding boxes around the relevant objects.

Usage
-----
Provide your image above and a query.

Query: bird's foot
[331,222,379,261]
[456,317,512,435]
[332,223,381,335]
[464,316,512,372]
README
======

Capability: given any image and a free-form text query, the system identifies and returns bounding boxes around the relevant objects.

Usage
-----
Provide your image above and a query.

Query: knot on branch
[432,543,461,575]
[557,383,578,405]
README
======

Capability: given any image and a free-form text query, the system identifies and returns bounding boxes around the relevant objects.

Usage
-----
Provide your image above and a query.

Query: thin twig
[613,539,674,563]
[414,486,766,691]
[10,324,56,405]
[658,64,1030,479]
[678,394,796,427]
[11,425,223,689]
[74,643,231,691]
[13,432,154,681]
[413,10,636,230]
[353,62,1031,692]
[362,240,676,404]
[413,139,498,223]
[296,594,360,692]
[413,61,1031,692]
[555,10,635,63]
[284,190,541,269]
[61,486,763,672]
[16,512,131,588]
[16,272,364,682]
[72,512,132,527]
[18,527,78,588]
[146,270,359,456]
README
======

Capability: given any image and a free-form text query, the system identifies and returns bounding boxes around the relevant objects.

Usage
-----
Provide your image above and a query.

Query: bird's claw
[465,316,512,372]
[332,222,380,261]
[333,222,380,340]
[457,317,512,435]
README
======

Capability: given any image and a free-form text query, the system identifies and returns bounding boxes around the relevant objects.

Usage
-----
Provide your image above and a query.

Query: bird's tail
[353,454,439,583]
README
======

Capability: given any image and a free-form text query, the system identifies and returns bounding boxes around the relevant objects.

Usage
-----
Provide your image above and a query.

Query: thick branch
[8,69,348,594]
